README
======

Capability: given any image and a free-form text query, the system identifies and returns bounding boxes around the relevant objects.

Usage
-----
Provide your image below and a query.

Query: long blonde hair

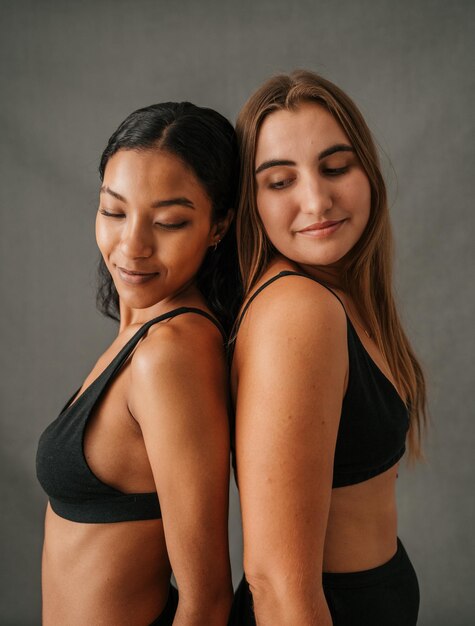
[235,70,427,458]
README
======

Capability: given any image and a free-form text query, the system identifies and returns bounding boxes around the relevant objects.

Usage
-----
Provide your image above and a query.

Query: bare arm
[130,316,233,626]
[234,278,347,625]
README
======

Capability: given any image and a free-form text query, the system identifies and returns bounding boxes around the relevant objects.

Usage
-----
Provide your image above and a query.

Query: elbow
[244,563,331,625]
[245,567,298,614]
[245,564,287,601]
[244,556,307,601]
[177,584,233,623]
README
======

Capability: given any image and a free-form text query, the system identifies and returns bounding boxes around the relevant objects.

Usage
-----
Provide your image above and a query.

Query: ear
[209,209,234,246]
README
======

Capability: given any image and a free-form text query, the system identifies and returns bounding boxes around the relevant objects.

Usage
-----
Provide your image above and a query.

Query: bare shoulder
[238,270,347,344]
[131,310,225,383]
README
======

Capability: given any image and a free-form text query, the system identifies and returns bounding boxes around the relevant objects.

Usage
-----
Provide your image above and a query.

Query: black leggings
[229,538,419,625]
[149,586,178,626]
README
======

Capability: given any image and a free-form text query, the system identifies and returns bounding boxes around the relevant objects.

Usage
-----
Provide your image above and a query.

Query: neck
[118,281,201,331]
[295,261,344,291]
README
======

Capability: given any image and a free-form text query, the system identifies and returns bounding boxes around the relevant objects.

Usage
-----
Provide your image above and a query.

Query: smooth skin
[232,103,403,625]
[42,149,233,626]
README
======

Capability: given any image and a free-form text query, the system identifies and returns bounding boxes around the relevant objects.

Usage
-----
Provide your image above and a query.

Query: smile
[116,266,160,285]
[296,219,347,238]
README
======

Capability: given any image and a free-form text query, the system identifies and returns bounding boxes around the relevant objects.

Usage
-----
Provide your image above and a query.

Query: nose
[299,172,333,216]
[119,217,154,259]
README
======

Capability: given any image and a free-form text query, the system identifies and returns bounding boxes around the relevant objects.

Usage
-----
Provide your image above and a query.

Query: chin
[285,251,344,268]
[292,242,354,268]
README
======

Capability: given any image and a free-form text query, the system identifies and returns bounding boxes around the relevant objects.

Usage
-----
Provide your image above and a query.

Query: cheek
[95,216,116,261]
[257,193,293,242]
[181,220,213,252]
[357,186,371,233]
[336,177,371,237]
[165,223,212,269]
[351,174,371,221]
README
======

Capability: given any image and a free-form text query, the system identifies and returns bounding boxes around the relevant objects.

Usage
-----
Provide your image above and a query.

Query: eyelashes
[99,209,125,218]
[99,209,189,230]
[269,179,293,190]
[323,166,349,176]
[267,166,350,190]
[157,222,188,230]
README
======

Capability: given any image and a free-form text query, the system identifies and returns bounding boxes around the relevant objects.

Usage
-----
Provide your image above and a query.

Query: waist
[324,465,398,572]
[43,504,171,623]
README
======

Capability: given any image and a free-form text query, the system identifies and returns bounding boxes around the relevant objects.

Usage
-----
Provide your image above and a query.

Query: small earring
[212,238,220,252]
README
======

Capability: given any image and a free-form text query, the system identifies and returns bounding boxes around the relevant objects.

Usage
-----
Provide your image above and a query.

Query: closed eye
[155,221,189,230]
[323,166,349,177]
[269,178,294,190]
[99,209,125,218]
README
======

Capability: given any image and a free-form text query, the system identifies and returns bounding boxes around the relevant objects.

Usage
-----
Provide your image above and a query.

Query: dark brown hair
[97,101,241,333]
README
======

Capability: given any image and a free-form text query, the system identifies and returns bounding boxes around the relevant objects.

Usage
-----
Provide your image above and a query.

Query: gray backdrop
[1,1,474,624]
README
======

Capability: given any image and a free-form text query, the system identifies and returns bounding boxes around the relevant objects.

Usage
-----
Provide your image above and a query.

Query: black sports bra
[232,271,409,488]
[36,307,226,523]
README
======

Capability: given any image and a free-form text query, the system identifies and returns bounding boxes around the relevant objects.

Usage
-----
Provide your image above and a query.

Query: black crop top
[233,271,409,488]
[36,307,225,523]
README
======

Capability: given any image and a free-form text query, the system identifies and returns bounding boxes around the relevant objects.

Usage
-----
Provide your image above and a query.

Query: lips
[116,266,160,285]
[297,219,347,238]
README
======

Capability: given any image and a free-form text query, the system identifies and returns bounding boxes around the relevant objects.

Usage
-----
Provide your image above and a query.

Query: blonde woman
[230,71,426,625]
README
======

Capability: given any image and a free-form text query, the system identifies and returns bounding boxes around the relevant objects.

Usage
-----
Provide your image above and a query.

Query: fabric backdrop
[1,1,473,624]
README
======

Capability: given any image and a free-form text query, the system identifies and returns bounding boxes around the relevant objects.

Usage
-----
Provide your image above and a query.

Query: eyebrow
[255,143,355,175]
[318,144,354,160]
[255,159,295,175]
[151,198,195,209]
[100,186,195,209]
[100,185,126,201]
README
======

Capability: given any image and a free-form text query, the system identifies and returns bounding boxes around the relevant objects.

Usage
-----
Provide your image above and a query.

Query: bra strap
[104,307,226,380]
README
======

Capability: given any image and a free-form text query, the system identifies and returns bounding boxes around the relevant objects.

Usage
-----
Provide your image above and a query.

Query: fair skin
[232,103,402,625]
[42,148,233,626]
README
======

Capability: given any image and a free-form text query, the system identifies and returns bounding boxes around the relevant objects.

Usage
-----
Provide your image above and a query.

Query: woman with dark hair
[37,102,240,625]
[230,71,426,625]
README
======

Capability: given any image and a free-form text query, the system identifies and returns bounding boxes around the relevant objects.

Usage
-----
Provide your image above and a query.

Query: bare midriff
[42,504,172,626]
[323,464,399,573]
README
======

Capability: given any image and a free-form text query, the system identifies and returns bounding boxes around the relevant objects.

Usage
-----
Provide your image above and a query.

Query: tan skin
[232,103,404,625]
[42,149,233,626]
